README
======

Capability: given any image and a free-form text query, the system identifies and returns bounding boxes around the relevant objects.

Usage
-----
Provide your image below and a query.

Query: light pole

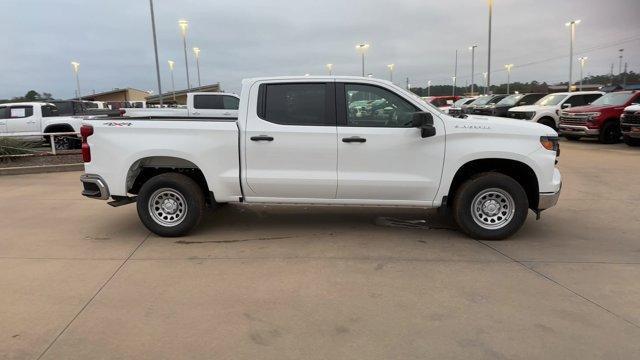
[565,19,581,92]
[179,19,191,90]
[618,48,624,74]
[504,64,514,94]
[451,76,456,97]
[387,64,395,82]
[355,43,370,77]
[149,0,163,106]
[427,80,432,97]
[469,45,477,95]
[487,0,493,93]
[193,47,201,87]
[482,72,488,94]
[326,63,333,75]
[168,60,176,103]
[578,57,587,90]
[70,62,81,99]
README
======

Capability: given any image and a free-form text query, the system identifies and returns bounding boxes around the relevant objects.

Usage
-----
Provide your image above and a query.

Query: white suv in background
[507,91,604,129]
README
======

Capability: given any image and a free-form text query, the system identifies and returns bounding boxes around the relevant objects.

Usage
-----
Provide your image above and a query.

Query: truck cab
[559,91,640,143]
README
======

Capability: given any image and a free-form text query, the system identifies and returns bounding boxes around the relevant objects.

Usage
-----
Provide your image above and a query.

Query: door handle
[192,112,200,116]
[223,112,231,116]
[250,135,274,141]
[342,136,366,143]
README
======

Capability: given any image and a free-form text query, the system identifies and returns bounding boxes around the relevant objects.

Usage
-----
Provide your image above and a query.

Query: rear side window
[42,105,59,117]
[222,96,239,110]
[193,95,224,109]
[519,94,545,105]
[0,107,7,119]
[260,83,334,126]
[9,106,33,118]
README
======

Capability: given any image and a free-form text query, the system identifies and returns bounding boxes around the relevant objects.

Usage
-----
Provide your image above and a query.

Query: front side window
[345,84,418,127]
[496,94,524,107]
[41,105,59,117]
[262,83,331,126]
[518,94,545,105]
[565,95,586,107]
[223,96,239,110]
[582,93,605,105]
[193,95,224,109]
[9,106,33,118]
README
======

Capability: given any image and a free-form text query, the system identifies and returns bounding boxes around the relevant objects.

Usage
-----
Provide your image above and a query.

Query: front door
[336,83,445,203]
[244,82,338,199]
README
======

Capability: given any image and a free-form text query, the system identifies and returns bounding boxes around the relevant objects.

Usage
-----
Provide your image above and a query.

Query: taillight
[81,124,93,163]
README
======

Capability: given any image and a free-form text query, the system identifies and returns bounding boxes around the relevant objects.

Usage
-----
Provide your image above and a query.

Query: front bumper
[621,123,640,138]
[559,125,600,137]
[80,174,110,200]
[538,184,561,210]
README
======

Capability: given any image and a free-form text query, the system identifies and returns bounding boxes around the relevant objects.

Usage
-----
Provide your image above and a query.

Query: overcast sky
[1,0,639,99]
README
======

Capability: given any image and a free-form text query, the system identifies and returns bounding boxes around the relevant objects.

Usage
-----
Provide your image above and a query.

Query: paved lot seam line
[477,240,640,330]
[35,232,151,360]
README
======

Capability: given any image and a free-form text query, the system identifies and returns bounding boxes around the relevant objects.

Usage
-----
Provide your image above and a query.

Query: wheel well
[43,124,74,134]
[446,158,539,210]
[126,156,214,204]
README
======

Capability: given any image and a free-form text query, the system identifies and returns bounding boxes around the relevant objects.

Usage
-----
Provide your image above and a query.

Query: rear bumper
[80,174,110,200]
[559,125,599,136]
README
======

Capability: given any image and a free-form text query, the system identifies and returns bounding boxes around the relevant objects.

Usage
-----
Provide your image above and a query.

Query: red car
[559,91,640,143]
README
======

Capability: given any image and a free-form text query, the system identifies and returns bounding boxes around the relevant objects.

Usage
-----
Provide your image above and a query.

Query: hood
[450,114,557,137]
[508,105,552,112]
[563,105,616,113]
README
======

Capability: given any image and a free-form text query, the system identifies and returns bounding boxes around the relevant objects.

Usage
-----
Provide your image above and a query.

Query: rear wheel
[623,135,640,147]
[453,173,529,240]
[136,173,205,237]
[599,121,621,144]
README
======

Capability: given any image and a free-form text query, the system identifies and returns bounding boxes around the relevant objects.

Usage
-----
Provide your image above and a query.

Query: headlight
[540,136,559,153]
[526,111,536,120]
[587,112,601,120]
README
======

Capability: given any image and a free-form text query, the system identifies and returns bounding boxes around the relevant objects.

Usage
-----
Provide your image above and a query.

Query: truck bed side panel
[83,119,241,202]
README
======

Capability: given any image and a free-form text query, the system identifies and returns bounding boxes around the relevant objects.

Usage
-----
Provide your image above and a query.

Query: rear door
[6,105,38,133]
[336,82,446,203]
[244,82,338,199]
[190,94,239,118]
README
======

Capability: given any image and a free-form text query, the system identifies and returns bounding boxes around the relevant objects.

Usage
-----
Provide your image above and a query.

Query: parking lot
[1,139,639,359]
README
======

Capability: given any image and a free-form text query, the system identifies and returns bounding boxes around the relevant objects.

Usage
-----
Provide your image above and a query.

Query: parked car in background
[121,93,239,118]
[421,96,461,113]
[559,91,640,143]
[474,93,546,117]
[50,100,120,117]
[465,94,508,115]
[620,103,640,146]
[448,97,476,117]
[80,76,561,240]
[0,102,83,148]
[507,91,604,130]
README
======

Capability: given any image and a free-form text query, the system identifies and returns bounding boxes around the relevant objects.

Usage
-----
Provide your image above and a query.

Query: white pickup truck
[80,76,562,240]
[507,91,604,129]
[121,92,240,118]
[0,102,84,148]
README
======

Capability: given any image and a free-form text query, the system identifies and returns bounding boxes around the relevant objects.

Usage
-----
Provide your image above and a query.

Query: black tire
[136,173,205,237]
[564,135,581,141]
[599,121,621,144]
[452,172,529,240]
[623,135,640,147]
[538,118,557,131]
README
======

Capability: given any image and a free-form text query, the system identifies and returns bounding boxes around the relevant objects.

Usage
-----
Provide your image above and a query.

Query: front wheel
[136,173,205,237]
[452,173,529,240]
[599,122,621,144]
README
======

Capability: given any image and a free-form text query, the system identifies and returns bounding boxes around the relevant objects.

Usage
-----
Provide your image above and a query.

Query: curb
[0,163,84,176]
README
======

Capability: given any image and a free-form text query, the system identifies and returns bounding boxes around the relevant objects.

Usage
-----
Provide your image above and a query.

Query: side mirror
[412,112,436,138]
[562,103,572,109]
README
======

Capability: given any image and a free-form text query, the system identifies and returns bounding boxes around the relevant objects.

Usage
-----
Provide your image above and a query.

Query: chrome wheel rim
[471,188,515,230]
[148,188,187,227]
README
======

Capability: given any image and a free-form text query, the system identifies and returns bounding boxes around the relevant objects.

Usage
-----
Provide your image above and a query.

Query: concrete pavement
[1,140,639,359]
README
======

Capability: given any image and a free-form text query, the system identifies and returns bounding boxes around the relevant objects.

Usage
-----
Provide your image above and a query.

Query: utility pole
[623,62,628,86]
[618,49,624,74]
[453,49,458,96]
[406,77,410,91]
[486,0,493,92]
[427,80,431,97]
[610,63,614,84]
[149,0,163,106]
[469,45,477,95]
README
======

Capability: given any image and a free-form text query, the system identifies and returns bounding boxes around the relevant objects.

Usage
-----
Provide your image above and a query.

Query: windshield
[536,94,567,106]
[590,92,634,106]
[470,95,492,106]
[496,94,523,106]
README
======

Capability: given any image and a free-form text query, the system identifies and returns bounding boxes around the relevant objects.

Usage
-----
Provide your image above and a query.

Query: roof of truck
[0,102,51,107]
[243,76,394,84]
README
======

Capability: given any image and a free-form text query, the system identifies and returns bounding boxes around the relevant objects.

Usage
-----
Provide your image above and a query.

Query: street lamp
[469,45,478,95]
[326,63,333,75]
[193,47,201,87]
[451,76,456,97]
[482,72,488,94]
[178,19,191,90]
[487,0,494,92]
[70,61,81,99]
[149,0,163,106]
[504,64,514,94]
[427,80,432,97]
[618,48,624,74]
[578,57,588,91]
[355,43,370,77]
[565,19,581,92]
[387,64,395,82]
[168,60,176,102]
